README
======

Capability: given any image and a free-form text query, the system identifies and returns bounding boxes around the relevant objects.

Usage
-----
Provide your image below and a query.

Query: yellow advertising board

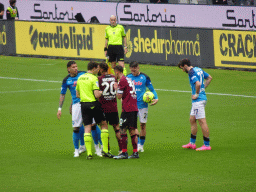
[213,30,256,69]
[15,21,107,59]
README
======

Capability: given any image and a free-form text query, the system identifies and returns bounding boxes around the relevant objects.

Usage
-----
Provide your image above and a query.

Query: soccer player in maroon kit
[98,62,122,153]
[113,65,139,159]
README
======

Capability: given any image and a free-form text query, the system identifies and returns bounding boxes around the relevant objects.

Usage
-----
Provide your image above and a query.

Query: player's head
[87,61,99,75]
[67,61,78,77]
[110,15,117,27]
[98,62,108,76]
[178,58,191,73]
[10,0,16,6]
[129,61,140,76]
[114,65,123,79]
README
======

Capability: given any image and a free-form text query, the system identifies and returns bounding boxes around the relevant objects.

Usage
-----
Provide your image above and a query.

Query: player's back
[189,67,208,102]
[127,72,151,109]
[117,76,138,112]
[98,74,118,113]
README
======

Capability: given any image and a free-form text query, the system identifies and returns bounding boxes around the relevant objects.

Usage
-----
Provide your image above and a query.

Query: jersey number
[127,78,136,95]
[102,81,116,96]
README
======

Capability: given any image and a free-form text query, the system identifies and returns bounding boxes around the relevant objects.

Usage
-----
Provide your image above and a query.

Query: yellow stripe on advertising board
[213,30,256,69]
[15,21,107,59]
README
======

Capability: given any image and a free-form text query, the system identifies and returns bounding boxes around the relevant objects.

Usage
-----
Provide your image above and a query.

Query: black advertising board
[0,20,16,55]
[124,25,215,68]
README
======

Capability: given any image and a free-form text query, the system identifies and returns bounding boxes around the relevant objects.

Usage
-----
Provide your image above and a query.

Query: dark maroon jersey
[117,76,138,112]
[98,74,118,113]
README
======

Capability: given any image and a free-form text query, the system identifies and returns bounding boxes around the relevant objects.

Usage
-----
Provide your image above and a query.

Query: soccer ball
[143,91,154,103]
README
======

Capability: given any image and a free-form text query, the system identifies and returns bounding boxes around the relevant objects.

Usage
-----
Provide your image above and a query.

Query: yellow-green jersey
[76,73,99,102]
[105,24,126,45]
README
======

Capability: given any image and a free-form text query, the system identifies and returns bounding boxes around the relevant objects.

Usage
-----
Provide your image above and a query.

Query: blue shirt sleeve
[60,79,68,95]
[203,71,209,79]
[146,76,158,100]
[189,70,199,84]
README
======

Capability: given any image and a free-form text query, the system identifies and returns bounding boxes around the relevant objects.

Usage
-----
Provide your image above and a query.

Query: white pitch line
[0,88,60,94]
[39,64,56,66]
[0,77,255,98]
[155,89,256,98]
[0,76,61,83]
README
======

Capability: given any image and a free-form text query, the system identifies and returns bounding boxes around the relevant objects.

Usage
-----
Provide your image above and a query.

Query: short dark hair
[178,58,191,68]
[87,61,99,70]
[10,0,16,5]
[67,61,76,68]
[114,65,123,73]
[99,62,108,72]
[129,61,139,68]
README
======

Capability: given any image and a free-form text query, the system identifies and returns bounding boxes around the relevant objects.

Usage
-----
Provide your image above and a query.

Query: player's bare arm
[76,90,80,98]
[69,100,72,115]
[116,93,122,100]
[150,99,159,106]
[94,90,102,99]
[204,75,212,89]
[57,94,65,120]
[104,39,108,57]
[192,81,201,100]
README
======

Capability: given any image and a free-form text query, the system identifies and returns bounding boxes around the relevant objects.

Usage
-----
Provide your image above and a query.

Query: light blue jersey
[61,71,86,104]
[127,72,158,109]
[188,67,209,103]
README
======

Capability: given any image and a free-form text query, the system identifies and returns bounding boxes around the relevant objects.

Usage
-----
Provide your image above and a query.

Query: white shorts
[72,102,96,127]
[72,102,83,128]
[138,108,148,123]
[190,100,207,119]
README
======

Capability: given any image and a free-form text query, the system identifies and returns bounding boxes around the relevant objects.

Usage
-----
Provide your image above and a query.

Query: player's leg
[196,101,211,151]
[138,108,148,152]
[107,112,122,153]
[78,124,86,154]
[77,103,85,154]
[73,127,80,157]
[113,124,122,153]
[128,111,139,159]
[128,129,139,159]
[84,124,93,159]
[114,112,129,159]
[182,103,198,149]
[108,45,117,74]
[116,46,127,76]
[93,102,113,157]
[72,103,83,157]
[91,123,102,157]
[80,102,93,159]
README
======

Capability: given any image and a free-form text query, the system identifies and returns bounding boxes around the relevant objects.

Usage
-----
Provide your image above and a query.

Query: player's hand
[124,48,128,54]
[104,51,107,57]
[150,99,159,106]
[57,111,62,120]
[191,94,199,100]
[114,82,118,90]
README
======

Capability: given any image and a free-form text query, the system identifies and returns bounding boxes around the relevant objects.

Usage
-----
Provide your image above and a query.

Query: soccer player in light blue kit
[178,58,212,151]
[127,61,159,152]
[57,61,101,157]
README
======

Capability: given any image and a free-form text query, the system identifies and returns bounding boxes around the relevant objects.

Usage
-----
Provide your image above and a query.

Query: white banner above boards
[1,1,117,24]
[117,3,256,31]
[1,1,255,31]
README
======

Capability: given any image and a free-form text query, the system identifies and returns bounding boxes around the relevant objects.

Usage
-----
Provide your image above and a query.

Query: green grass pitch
[0,55,255,192]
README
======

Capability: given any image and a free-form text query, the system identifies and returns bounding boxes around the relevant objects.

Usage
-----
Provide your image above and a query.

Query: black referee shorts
[107,45,124,62]
[80,101,106,126]
[105,112,119,126]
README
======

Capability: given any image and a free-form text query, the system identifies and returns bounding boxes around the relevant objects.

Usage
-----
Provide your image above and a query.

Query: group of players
[57,60,158,159]
[57,14,213,160]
